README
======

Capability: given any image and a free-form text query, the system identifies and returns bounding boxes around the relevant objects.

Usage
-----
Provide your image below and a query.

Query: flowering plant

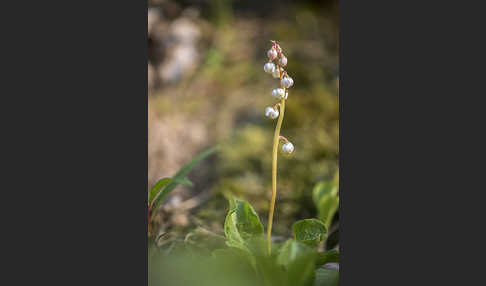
[263,41,295,254]
[148,41,339,286]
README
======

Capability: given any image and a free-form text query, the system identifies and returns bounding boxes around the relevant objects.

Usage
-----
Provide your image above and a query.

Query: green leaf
[292,218,327,247]
[148,177,192,208]
[256,253,289,286]
[172,145,219,181]
[174,177,193,187]
[148,178,171,206]
[316,249,339,266]
[277,240,317,286]
[312,181,339,229]
[314,268,339,286]
[224,198,264,250]
[150,146,218,218]
[245,235,268,258]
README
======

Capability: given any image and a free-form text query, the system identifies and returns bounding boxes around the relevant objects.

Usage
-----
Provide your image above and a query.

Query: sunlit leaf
[292,218,327,247]
[224,198,264,250]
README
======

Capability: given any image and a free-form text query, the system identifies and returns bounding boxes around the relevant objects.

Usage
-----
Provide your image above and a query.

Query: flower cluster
[263,41,294,154]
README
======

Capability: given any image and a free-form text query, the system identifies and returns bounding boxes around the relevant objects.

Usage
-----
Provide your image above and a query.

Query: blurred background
[148,0,338,242]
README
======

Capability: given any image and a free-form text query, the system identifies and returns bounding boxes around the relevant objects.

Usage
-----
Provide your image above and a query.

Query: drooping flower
[265,106,279,119]
[267,48,278,60]
[264,62,276,74]
[281,76,293,88]
[272,88,286,99]
[281,142,294,154]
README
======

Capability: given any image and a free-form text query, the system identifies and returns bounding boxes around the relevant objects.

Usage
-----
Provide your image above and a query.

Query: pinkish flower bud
[281,76,294,88]
[267,48,278,60]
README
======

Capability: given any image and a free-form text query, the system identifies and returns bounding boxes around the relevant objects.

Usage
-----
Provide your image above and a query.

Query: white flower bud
[264,62,276,74]
[279,56,287,67]
[284,91,288,99]
[272,88,285,99]
[267,48,278,60]
[265,106,279,119]
[272,67,280,78]
[281,76,294,88]
[281,142,294,154]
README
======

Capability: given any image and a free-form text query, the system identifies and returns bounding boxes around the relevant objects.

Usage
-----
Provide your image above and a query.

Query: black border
[339,0,484,285]
[4,0,482,285]
[4,0,148,284]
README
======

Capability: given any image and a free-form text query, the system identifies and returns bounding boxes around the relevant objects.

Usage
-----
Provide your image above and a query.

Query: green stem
[267,94,286,255]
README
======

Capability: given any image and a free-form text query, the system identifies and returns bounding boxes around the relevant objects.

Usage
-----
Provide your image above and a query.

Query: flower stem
[267,96,286,255]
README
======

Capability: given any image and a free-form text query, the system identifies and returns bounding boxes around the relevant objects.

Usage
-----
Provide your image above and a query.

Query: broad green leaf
[292,218,327,247]
[316,249,339,266]
[244,237,289,286]
[245,235,267,257]
[224,198,264,250]
[312,181,339,229]
[256,252,289,286]
[150,146,218,218]
[277,240,317,286]
[314,268,339,286]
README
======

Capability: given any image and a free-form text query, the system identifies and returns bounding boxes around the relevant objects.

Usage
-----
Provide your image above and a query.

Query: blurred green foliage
[313,174,339,229]
[149,197,338,286]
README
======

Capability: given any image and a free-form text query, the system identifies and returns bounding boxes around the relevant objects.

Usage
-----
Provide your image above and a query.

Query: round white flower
[281,142,294,154]
[267,48,278,60]
[272,68,280,78]
[281,76,294,88]
[272,88,285,99]
[264,62,275,74]
[265,106,279,119]
[279,56,287,67]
